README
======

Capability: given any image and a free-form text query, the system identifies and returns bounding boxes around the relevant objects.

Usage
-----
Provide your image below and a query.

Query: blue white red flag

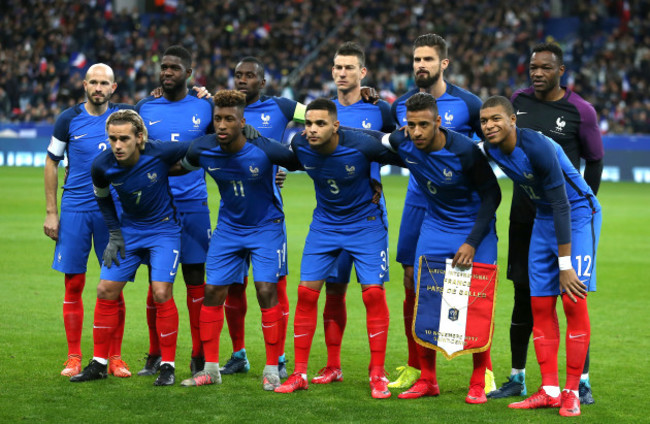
[413,256,498,359]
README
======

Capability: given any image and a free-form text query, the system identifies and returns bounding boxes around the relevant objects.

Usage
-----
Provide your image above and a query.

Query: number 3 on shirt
[327,179,340,195]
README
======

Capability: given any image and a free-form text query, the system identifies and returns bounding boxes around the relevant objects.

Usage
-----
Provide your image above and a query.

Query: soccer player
[480,96,601,417]
[488,43,603,404]
[310,41,396,385]
[70,109,189,386]
[381,93,501,404]
[274,98,403,399]
[177,90,302,390]
[218,57,306,378]
[135,45,214,377]
[388,33,492,391]
[44,63,131,378]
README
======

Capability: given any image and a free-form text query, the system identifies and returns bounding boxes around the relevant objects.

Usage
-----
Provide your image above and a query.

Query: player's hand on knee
[452,243,475,268]
[103,229,126,268]
[559,269,587,302]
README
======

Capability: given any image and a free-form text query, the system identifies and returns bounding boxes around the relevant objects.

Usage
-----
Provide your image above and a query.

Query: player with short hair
[488,43,603,404]
[177,90,302,390]
[135,45,214,377]
[218,56,306,378]
[44,63,131,378]
[309,41,396,385]
[480,96,601,417]
[388,33,493,391]
[274,98,403,399]
[71,109,190,386]
[381,93,500,404]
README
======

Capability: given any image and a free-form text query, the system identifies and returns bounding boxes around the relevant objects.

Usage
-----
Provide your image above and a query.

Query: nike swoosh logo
[169,271,176,276]
[208,167,221,171]
[160,331,177,338]
[533,336,543,341]
[405,159,418,164]
[294,333,309,338]
[262,324,275,328]
[63,301,78,304]
[516,111,528,115]
[569,333,587,339]
[73,134,87,139]
[369,331,385,338]
[304,166,317,170]
[149,120,161,125]
[192,297,204,303]
[93,325,111,329]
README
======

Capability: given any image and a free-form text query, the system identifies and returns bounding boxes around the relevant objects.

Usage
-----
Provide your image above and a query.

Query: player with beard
[135,45,214,378]
[388,34,493,391]
[44,63,132,378]
[488,42,603,404]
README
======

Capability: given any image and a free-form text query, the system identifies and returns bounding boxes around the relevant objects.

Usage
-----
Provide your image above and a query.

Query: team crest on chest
[555,116,566,132]
[345,164,356,177]
[443,168,453,181]
[249,165,260,177]
[362,119,372,129]
[147,172,158,184]
[192,114,201,129]
[261,113,271,126]
[444,111,454,126]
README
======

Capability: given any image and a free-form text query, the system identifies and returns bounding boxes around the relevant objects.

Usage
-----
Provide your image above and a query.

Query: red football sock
[277,275,289,356]
[145,286,160,356]
[93,298,119,360]
[417,343,437,383]
[200,304,224,363]
[108,292,125,358]
[562,293,590,391]
[225,277,247,352]
[362,286,389,371]
[186,283,205,357]
[404,288,419,369]
[261,303,283,366]
[531,296,560,387]
[293,285,320,374]
[63,273,85,357]
[155,298,179,363]
[323,293,346,369]
[470,349,490,389]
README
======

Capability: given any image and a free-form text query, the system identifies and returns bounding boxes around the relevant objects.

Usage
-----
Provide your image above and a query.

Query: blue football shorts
[100,225,181,283]
[52,210,109,274]
[301,218,389,285]
[528,210,602,297]
[325,251,355,284]
[414,217,498,286]
[396,203,426,266]
[178,210,211,264]
[206,220,287,286]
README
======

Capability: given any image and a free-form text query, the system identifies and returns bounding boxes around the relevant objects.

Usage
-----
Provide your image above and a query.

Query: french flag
[413,257,497,359]
[70,52,87,69]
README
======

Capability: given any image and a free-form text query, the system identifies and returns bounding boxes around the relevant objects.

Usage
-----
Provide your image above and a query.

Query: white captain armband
[558,256,572,271]
[47,136,67,158]
[381,133,396,152]
[93,185,110,198]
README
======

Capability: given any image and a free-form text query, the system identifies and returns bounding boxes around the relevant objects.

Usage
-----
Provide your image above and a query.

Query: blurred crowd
[1,0,648,133]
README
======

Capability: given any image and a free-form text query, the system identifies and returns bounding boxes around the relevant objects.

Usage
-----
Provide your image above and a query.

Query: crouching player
[480,96,601,417]
[381,93,501,403]
[178,90,302,390]
[70,109,188,386]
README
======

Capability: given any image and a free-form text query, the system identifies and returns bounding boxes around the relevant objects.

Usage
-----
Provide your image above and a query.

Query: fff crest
[448,307,459,321]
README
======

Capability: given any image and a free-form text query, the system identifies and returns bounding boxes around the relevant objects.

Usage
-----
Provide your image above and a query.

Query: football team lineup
[40,36,604,419]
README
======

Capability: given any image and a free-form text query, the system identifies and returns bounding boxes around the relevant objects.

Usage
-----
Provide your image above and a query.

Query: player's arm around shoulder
[256,136,303,172]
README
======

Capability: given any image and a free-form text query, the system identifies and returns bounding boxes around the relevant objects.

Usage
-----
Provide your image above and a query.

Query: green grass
[0,167,648,423]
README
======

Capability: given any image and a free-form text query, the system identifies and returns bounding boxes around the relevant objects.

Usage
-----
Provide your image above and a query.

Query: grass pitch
[0,167,648,423]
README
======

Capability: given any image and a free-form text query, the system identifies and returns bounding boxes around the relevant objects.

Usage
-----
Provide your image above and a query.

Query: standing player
[388,33,492,391]
[488,43,603,405]
[44,63,131,378]
[70,109,188,386]
[382,92,501,404]
[177,90,302,390]
[310,41,396,385]
[218,56,305,378]
[274,98,403,399]
[135,45,214,377]
[480,96,601,417]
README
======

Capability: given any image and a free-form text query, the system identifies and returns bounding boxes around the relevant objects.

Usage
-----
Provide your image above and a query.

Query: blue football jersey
[333,99,395,133]
[135,95,213,211]
[47,102,134,211]
[291,128,402,226]
[91,140,191,230]
[484,127,600,222]
[391,82,483,207]
[183,135,302,229]
[244,95,304,142]
[387,128,499,234]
